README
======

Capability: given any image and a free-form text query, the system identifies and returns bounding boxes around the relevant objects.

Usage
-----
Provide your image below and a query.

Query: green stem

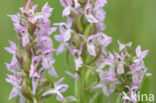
[75,67,87,103]
[80,68,86,103]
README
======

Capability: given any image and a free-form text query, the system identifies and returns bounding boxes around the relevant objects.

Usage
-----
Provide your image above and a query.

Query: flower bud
[79,0,87,4]
[28,22,36,35]
[23,54,30,75]
[16,46,23,65]
[122,46,134,65]
[24,0,35,11]
[26,43,34,55]
[72,33,81,49]
[40,78,50,88]
[125,46,134,57]
[21,78,34,101]
[23,0,36,17]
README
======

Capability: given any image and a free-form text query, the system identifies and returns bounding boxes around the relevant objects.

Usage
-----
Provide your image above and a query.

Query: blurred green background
[0,0,156,103]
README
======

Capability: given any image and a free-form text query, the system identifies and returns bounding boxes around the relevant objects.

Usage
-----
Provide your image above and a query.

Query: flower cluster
[5,1,68,102]
[5,0,151,103]
[56,0,151,103]
[55,0,109,71]
[95,41,151,102]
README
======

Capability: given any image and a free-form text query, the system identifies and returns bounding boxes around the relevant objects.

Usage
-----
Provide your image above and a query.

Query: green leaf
[89,91,101,103]
[84,23,94,38]
[74,77,81,99]
[85,69,93,86]
[138,75,151,103]
[77,15,84,33]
